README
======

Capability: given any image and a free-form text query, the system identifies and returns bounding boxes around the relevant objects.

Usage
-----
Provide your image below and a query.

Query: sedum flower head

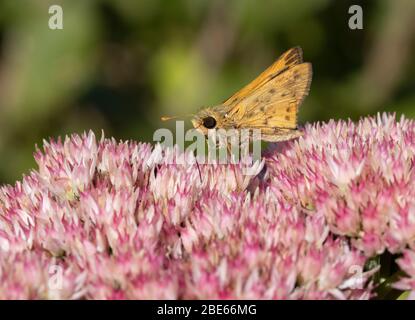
[0,113,415,299]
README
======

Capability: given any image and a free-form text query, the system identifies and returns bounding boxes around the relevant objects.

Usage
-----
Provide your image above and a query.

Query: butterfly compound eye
[202,116,217,129]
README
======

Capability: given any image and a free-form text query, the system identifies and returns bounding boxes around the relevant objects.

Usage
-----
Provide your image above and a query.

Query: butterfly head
[191,107,225,136]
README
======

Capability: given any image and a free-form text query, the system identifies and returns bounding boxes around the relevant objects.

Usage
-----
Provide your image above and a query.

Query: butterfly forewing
[223,47,304,108]
[222,49,312,141]
[233,63,312,128]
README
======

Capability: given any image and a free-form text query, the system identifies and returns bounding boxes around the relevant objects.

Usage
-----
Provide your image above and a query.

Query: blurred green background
[0,0,414,184]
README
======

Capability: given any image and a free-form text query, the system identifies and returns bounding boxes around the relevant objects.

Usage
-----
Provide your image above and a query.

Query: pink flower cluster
[0,113,414,299]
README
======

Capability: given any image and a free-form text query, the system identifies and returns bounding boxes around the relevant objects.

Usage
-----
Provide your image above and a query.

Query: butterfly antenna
[161,116,179,121]
[161,114,194,122]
